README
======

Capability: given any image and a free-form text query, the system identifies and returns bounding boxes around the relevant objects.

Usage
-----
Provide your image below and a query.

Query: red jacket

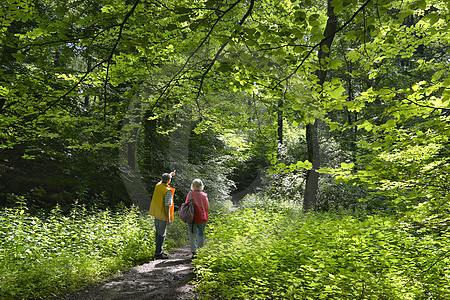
[186,191,209,223]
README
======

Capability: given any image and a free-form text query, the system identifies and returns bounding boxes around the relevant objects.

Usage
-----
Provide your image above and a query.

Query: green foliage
[1,147,131,210]
[263,170,306,203]
[193,196,450,299]
[0,0,448,248]
[262,126,309,203]
[137,118,236,208]
[0,201,186,299]
[319,0,450,216]
[316,175,390,214]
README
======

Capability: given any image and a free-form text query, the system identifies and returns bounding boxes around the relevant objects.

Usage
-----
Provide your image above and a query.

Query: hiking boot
[154,253,170,259]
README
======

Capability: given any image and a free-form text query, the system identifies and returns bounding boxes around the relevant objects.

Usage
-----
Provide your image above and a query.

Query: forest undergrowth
[0,198,187,299]
[1,195,449,299]
[193,195,450,300]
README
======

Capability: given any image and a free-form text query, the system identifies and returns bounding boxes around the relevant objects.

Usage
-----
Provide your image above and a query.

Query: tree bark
[84,57,92,106]
[303,120,320,211]
[277,97,283,145]
[303,0,337,212]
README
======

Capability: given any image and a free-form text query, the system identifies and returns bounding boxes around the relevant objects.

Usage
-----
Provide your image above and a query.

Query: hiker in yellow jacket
[149,171,175,259]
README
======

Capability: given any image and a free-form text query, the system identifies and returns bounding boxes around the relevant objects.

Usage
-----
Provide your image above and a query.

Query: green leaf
[329,85,346,99]
[417,0,427,10]
[340,162,354,169]
[321,45,330,53]
[292,104,302,110]
[329,59,342,69]
[358,121,373,132]
[442,88,450,101]
[309,14,320,21]
[422,13,440,25]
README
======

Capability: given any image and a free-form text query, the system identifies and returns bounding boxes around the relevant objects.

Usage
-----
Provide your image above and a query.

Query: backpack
[179,191,195,224]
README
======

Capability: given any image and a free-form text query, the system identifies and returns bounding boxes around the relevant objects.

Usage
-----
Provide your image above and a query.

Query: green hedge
[193,195,450,299]
[0,201,187,299]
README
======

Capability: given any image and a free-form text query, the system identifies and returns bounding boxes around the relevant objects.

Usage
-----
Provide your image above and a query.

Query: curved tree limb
[193,0,255,117]
[273,0,373,90]
[148,0,245,115]
[27,0,141,122]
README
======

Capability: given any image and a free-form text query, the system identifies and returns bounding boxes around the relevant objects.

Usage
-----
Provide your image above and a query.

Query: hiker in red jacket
[185,179,209,258]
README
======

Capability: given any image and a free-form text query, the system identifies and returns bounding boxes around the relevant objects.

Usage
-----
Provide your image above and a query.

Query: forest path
[62,245,197,300]
[62,177,254,300]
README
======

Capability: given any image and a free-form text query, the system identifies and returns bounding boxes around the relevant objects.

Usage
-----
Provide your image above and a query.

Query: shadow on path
[62,246,196,300]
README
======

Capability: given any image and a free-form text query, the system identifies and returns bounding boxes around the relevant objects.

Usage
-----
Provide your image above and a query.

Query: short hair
[191,179,204,191]
[161,173,172,183]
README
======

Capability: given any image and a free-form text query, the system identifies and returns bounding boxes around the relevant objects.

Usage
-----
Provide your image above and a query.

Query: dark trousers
[154,218,167,255]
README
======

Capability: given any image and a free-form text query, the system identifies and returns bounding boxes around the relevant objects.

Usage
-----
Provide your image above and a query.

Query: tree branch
[193,0,255,116]
[404,98,450,112]
[257,43,312,51]
[148,0,245,115]
[27,0,141,121]
[273,0,373,90]
[419,249,450,277]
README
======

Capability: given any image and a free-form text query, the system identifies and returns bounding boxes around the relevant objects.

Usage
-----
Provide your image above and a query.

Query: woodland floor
[61,245,197,300]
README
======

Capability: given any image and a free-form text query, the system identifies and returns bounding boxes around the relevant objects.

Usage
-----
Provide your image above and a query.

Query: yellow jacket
[149,182,175,222]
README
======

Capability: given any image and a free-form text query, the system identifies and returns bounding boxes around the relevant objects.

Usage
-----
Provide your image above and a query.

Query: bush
[317,175,393,214]
[0,200,187,299]
[193,197,450,299]
[262,171,305,203]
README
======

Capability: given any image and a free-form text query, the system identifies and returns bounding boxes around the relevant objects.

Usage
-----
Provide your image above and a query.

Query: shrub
[317,175,393,214]
[193,197,450,299]
[0,201,187,299]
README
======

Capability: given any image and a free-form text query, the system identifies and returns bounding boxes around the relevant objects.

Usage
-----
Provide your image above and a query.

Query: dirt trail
[62,245,197,300]
[62,175,255,300]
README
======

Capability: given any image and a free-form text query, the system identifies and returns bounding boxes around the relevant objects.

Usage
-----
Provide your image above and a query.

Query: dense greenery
[0,200,187,299]
[2,0,448,210]
[194,195,450,299]
[1,0,449,298]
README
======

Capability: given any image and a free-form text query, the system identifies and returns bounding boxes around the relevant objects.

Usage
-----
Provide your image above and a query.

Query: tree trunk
[303,120,320,211]
[127,141,136,170]
[84,57,92,106]
[277,97,283,145]
[303,0,337,212]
